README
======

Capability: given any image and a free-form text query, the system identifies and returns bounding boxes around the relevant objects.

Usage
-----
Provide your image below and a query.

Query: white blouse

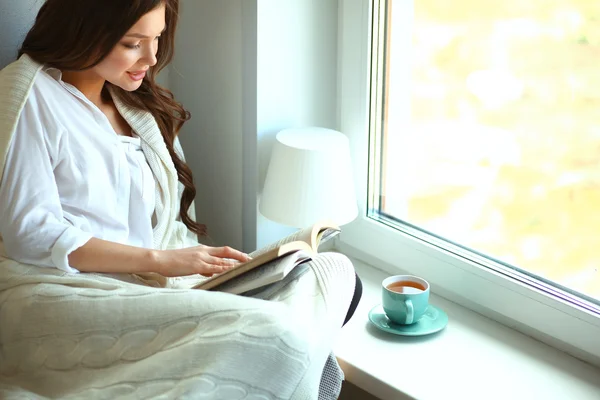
[0,67,155,273]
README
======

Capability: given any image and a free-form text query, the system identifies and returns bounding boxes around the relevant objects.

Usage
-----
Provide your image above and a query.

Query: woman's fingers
[194,263,228,277]
[166,245,252,277]
[206,246,251,263]
[192,255,236,277]
[204,255,237,268]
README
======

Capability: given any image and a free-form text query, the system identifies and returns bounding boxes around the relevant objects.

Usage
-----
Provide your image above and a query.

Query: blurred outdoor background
[383,0,600,300]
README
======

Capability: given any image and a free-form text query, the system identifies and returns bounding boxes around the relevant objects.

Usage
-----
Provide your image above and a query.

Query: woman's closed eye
[123,37,160,50]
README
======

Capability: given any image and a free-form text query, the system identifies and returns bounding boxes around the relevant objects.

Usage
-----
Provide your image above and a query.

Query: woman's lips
[127,71,146,81]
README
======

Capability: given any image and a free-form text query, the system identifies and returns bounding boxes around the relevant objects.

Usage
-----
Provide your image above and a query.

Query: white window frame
[336,0,600,366]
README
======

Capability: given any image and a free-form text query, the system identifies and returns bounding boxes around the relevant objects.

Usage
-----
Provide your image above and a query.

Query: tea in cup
[382,275,430,325]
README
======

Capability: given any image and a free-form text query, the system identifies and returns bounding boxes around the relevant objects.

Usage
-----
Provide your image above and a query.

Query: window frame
[336,0,600,366]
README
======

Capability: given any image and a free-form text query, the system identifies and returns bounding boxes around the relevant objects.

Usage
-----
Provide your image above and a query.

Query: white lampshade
[259,127,358,228]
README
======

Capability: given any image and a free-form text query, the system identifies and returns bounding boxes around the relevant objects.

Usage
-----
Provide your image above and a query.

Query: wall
[256,0,339,248]
[170,0,250,250]
[171,0,339,252]
[0,0,42,69]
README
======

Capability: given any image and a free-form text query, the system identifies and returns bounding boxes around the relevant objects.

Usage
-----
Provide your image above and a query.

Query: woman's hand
[153,245,252,277]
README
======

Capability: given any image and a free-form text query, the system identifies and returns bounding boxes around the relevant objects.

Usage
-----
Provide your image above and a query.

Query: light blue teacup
[382,275,430,325]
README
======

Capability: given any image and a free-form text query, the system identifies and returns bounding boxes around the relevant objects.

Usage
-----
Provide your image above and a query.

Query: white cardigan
[0,54,356,399]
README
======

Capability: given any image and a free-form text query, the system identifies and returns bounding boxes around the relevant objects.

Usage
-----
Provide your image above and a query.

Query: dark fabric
[342,272,362,326]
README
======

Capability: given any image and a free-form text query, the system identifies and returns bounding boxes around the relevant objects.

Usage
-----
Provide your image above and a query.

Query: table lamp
[259,127,358,228]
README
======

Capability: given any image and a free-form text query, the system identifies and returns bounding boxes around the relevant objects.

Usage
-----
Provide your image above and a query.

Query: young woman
[0,1,360,399]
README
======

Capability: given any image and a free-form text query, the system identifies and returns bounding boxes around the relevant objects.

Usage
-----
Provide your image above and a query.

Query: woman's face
[92,3,166,92]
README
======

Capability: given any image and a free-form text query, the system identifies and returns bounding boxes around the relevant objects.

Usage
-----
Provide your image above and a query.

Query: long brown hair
[19,0,207,237]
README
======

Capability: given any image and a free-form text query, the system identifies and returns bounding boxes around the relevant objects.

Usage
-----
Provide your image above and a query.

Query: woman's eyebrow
[125,27,167,39]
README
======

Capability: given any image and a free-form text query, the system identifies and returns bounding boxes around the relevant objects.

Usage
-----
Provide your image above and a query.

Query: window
[380,0,600,306]
[338,0,600,365]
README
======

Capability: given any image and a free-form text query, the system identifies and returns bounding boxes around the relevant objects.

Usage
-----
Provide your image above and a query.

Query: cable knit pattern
[0,55,356,399]
[0,254,355,399]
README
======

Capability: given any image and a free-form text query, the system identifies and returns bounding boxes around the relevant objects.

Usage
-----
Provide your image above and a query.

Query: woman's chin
[113,79,144,92]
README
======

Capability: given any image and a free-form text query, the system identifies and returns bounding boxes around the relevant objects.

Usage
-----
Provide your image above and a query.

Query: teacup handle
[405,299,414,324]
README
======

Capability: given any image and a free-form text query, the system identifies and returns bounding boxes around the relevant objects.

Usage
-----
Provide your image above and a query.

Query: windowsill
[334,258,600,400]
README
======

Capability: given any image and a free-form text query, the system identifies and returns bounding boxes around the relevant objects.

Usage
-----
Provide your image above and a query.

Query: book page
[249,226,313,259]
[316,228,340,248]
[214,251,311,295]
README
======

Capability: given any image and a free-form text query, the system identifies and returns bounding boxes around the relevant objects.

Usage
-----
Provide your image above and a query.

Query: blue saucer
[368,304,448,336]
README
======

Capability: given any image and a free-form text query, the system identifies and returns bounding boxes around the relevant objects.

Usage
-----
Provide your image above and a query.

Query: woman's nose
[143,44,158,67]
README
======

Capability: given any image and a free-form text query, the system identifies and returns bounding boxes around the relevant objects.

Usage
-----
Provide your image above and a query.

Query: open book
[193,220,340,295]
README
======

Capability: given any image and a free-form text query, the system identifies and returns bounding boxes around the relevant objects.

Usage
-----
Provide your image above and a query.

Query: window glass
[377,0,600,303]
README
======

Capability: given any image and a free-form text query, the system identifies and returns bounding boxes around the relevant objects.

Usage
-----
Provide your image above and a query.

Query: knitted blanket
[0,55,356,399]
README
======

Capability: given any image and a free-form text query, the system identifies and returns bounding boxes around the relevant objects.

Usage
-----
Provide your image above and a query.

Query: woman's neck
[61,70,107,108]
